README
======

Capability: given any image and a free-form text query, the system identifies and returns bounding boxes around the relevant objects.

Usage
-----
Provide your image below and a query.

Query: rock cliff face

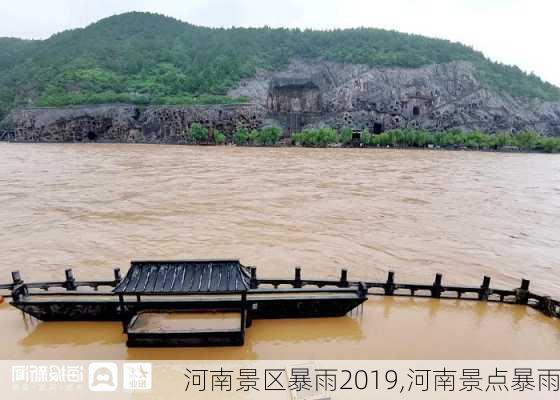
[3,60,560,143]
[5,104,264,143]
[229,60,560,135]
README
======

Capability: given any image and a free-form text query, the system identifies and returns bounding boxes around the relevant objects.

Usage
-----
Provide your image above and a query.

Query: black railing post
[539,296,554,317]
[250,267,258,289]
[11,271,22,285]
[385,271,395,295]
[431,273,443,298]
[516,279,530,305]
[10,270,26,300]
[294,267,302,289]
[479,276,491,300]
[339,269,349,288]
[114,268,122,284]
[65,269,77,291]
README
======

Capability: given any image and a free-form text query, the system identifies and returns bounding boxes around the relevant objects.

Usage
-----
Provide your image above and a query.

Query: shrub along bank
[184,124,560,153]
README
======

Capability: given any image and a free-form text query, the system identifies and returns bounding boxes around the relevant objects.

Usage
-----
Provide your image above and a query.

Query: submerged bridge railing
[1,267,559,319]
[0,269,122,301]
[249,268,560,319]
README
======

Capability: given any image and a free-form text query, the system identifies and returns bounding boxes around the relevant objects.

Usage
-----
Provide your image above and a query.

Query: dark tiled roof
[113,260,250,294]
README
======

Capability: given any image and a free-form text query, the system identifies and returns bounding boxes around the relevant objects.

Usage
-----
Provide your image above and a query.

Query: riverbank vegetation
[1,12,559,120]
[356,129,560,153]
[214,126,560,153]
[186,124,283,146]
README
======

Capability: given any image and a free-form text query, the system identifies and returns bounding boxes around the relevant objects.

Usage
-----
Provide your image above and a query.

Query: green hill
[1,11,559,121]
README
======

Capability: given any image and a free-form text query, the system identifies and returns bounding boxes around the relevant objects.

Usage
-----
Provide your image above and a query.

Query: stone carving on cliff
[5,104,264,143]
[3,60,560,143]
[230,59,560,136]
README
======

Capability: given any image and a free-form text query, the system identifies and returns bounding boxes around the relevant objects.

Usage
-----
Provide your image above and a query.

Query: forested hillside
[1,12,559,121]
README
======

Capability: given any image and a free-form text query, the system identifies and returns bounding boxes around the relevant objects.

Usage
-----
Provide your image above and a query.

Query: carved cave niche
[373,122,384,134]
[268,83,321,113]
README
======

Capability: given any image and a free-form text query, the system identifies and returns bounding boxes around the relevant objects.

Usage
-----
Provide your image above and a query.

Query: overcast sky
[1,0,558,86]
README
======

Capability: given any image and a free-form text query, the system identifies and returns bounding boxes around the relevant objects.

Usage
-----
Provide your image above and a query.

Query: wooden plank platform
[126,311,245,347]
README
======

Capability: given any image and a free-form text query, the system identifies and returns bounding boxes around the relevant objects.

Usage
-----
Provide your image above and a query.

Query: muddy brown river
[0,143,559,359]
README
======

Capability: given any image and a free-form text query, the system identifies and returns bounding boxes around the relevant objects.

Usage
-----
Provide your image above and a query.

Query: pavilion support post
[479,276,491,300]
[294,267,302,289]
[250,267,258,289]
[119,294,127,333]
[245,303,253,328]
[240,292,247,345]
[431,273,443,298]
[240,292,247,328]
[385,271,395,295]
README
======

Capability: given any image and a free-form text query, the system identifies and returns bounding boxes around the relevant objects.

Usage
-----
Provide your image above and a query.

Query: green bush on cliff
[291,132,303,145]
[248,129,260,145]
[539,137,560,153]
[230,127,560,151]
[389,130,405,146]
[357,128,558,151]
[299,130,316,146]
[189,123,208,143]
[291,131,311,146]
[291,128,338,147]
[318,128,339,146]
[213,131,226,145]
[339,128,353,145]
[361,128,372,146]
[514,131,539,150]
[495,132,513,147]
[234,128,249,145]
[373,133,392,147]
[257,127,281,146]
[232,127,281,146]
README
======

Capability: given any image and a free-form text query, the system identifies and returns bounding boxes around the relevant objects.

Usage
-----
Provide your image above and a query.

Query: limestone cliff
[3,60,560,143]
[4,104,263,143]
[229,60,560,135]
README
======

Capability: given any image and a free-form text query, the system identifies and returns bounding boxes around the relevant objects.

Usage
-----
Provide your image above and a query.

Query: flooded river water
[0,143,559,359]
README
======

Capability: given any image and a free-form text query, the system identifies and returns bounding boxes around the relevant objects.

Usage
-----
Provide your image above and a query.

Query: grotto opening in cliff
[373,122,384,134]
